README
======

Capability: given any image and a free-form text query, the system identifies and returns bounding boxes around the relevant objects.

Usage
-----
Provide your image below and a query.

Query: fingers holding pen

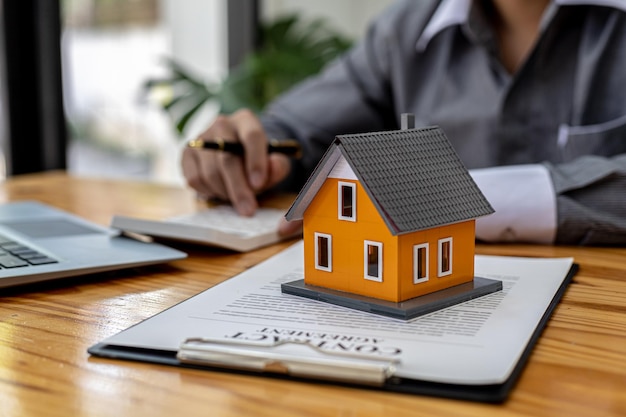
[183,111,276,216]
[181,142,230,201]
[208,114,259,216]
[181,145,209,197]
[230,109,270,191]
[185,115,234,201]
[229,109,296,191]
[181,109,296,217]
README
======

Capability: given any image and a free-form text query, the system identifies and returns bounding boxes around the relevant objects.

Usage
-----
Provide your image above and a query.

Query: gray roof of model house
[285,125,494,235]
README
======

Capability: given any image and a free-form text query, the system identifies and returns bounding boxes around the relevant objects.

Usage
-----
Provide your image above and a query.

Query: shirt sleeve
[469,165,557,244]
[470,156,626,246]
[544,155,626,245]
[260,0,436,190]
[260,36,394,187]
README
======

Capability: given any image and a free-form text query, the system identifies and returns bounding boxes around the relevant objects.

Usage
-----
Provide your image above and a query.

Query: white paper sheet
[101,241,574,385]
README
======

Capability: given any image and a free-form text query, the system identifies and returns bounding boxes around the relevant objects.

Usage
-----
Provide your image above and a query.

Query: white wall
[161,0,228,82]
[159,0,228,143]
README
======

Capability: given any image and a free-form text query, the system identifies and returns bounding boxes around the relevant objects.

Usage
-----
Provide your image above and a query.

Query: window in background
[62,0,227,184]
[61,0,391,184]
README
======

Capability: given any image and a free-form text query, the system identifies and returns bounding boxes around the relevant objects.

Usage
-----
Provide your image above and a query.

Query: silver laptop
[0,201,186,289]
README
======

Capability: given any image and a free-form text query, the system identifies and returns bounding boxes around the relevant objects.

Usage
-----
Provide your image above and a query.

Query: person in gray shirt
[182,0,626,246]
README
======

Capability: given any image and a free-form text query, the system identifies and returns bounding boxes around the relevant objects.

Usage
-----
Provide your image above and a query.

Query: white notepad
[111,206,287,252]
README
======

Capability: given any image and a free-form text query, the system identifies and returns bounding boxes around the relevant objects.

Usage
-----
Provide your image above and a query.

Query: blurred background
[0,0,393,185]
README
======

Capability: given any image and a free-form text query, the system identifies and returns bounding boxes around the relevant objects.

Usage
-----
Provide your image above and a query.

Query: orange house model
[281,121,501,319]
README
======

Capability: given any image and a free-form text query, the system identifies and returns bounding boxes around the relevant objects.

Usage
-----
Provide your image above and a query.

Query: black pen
[188,137,302,159]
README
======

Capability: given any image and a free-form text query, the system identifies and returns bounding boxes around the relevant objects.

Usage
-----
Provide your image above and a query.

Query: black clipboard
[88,263,578,403]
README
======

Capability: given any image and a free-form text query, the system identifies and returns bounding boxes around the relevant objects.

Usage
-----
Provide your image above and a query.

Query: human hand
[181,109,292,216]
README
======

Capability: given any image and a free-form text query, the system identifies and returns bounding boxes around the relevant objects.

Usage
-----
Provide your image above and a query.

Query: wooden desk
[0,172,624,417]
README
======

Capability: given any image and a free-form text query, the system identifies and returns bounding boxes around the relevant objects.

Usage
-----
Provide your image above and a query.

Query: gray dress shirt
[260,0,626,245]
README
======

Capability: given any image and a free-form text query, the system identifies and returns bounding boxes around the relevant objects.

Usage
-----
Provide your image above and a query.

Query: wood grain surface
[0,172,624,417]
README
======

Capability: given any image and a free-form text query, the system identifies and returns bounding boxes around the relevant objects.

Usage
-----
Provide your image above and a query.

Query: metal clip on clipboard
[177,337,399,386]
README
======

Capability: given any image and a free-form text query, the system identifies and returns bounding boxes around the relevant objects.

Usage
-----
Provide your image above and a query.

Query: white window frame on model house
[314,232,332,272]
[364,240,383,282]
[338,181,356,221]
[413,243,429,284]
[438,237,453,277]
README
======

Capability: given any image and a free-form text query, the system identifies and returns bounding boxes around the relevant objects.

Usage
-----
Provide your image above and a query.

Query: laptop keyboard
[0,234,58,268]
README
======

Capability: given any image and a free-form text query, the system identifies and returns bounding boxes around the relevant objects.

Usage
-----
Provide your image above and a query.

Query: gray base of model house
[281,277,503,320]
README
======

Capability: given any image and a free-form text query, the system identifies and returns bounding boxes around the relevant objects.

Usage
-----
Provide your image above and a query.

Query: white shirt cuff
[469,164,557,244]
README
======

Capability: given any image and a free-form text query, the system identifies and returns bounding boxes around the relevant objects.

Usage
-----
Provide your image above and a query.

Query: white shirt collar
[416,0,472,52]
[416,0,626,53]
[555,0,626,10]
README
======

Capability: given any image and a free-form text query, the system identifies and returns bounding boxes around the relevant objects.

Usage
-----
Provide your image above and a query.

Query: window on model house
[438,237,452,277]
[338,181,356,221]
[413,243,429,283]
[315,232,332,271]
[364,240,383,281]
